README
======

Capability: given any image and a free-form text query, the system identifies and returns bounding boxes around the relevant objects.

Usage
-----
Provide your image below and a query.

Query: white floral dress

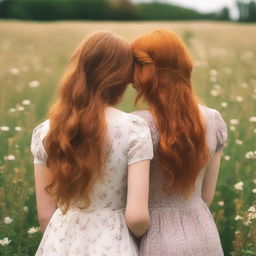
[31,108,153,256]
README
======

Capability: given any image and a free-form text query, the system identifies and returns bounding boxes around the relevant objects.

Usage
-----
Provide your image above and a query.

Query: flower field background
[0,21,255,256]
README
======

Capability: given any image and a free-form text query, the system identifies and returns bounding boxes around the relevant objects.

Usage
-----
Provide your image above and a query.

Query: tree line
[237,0,256,22]
[0,0,255,22]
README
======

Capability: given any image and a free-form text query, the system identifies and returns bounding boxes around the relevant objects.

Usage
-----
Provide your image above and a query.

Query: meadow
[0,21,255,256]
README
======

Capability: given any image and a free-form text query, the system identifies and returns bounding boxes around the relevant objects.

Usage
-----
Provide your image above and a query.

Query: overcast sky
[134,0,239,19]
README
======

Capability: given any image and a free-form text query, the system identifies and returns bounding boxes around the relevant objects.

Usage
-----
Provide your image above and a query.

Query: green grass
[0,21,255,256]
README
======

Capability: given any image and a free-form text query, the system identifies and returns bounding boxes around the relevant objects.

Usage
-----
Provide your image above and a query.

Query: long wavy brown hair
[132,29,209,197]
[43,32,134,213]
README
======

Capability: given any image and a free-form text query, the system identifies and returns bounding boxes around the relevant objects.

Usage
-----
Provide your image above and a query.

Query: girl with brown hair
[132,29,227,255]
[31,32,153,255]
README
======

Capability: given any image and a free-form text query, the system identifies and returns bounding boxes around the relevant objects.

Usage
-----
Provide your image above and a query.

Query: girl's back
[134,105,227,256]
[31,107,153,255]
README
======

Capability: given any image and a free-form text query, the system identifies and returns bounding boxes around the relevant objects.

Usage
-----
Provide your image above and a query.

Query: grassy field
[0,21,255,256]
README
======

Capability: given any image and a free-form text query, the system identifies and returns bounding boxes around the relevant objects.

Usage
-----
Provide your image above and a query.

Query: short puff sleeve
[127,115,154,165]
[30,120,49,165]
[214,110,228,153]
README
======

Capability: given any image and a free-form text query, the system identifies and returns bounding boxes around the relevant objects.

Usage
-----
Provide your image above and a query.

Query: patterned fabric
[133,105,228,256]
[31,108,153,256]
[31,120,49,165]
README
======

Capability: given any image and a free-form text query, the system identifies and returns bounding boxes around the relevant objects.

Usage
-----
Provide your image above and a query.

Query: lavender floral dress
[134,105,228,256]
[31,108,153,256]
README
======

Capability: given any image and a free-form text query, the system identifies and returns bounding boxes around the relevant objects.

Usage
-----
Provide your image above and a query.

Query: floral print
[31,120,49,165]
[30,109,153,256]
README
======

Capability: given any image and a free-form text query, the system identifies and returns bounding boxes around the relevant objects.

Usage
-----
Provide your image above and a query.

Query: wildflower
[23,206,29,212]
[252,188,256,193]
[224,155,230,161]
[0,237,11,246]
[22,100,31,106]
[28,80,40,88]
[235,139,243,145]
[8,108,16,113]
[28,188,34,195]
[244,220,249,226]
[9,68,19,75]
[245,152,253,159]
[230,119,239,125]
[234,215,243,221]
[248,206,256,213]
[234,181,244,191]
[17,106,24,111]
[210,89,220,96]
[221,102,228,108]
[218,201,224,206]
[27,227,40,234]
[0,126,10,131]
[245,151,256,159]
[248,212,256,222]
[210,69,218,76]
[253,179,256,184]
[230,126,236,131]
[6,155,15,160]
[235,96,243,102]
[15,126,22,131]
[248,206,256,223]
[249,116,256,123]
[4,217,13,224]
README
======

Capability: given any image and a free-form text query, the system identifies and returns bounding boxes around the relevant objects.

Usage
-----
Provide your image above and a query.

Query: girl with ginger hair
[31,32,153,256]
[132,29,227,255]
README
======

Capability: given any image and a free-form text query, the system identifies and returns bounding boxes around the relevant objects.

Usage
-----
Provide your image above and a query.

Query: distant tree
[70,0,110,20]
[136,2,215,20]
[0,0,236,21]
[0,0,111,20]
[236,0,249,21]
[219,6,230,20]
[0,0,9,18]
[236,0,256,22]
[248,0,256,22]
[108,0,137,20]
